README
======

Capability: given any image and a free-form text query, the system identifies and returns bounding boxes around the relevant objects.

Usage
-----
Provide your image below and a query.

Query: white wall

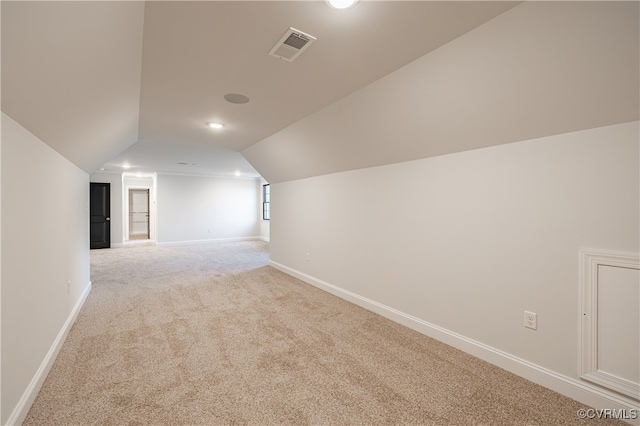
[89,172,124,245]
[90,172,262,245]
[270,121,639,407]
[157,174,261,244]
[1,113,91,425]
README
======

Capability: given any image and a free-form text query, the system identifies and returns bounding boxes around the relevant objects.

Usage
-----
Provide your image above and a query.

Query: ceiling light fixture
[327,0,358,9]
[207,122,225,129]
[122,164,131,169]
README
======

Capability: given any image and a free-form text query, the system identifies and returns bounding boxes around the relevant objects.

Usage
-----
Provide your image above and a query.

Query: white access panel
[598,265,639,383]
[580,250,640,400]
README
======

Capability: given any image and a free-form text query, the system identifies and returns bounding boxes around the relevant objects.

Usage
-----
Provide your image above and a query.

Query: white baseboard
[157,236,262,246]
[122,239,157,247]
[114,237,269,248]
[5,281,92,426]
[269,260,640,425]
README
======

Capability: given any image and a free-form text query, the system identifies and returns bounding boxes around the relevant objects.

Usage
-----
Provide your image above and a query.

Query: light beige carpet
[24,241,622,425]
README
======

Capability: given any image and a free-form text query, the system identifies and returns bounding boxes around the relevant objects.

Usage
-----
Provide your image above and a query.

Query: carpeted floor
[24,241,623,425]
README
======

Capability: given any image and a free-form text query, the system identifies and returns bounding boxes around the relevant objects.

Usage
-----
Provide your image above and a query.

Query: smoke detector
[268,27,317,62]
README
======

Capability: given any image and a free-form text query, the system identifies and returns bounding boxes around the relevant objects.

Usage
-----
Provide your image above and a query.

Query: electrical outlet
[524,311,537,330]
[305,253,310,262]
[67,280,71,294]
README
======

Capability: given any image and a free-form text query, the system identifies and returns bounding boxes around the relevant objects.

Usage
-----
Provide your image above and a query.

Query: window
[262,184,270,220]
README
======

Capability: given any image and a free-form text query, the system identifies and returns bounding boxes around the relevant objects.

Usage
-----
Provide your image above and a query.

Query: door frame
[128,188,150,240]
[122,173,157,243]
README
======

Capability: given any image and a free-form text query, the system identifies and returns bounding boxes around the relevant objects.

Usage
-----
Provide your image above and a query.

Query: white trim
[270,260,640,424]
[258,236,270,242]
[122,239,157,247]
[579,249,640,400]
[157,236,263,246]
[6,281,92,426]
[122,173,157,244]
[126,188,152,241]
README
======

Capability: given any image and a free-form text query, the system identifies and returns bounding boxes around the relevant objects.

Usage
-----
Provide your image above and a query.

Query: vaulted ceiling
[2,1,518,178]
[2,1,638,183]
[244,1,640,183]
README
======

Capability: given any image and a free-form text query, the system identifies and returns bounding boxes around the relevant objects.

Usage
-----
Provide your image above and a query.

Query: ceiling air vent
[268,27,317,62]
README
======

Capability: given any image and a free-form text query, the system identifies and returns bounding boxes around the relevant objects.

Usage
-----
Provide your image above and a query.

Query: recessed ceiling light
[224,93,250,104]
[327,0,358,9]
[122,164,131,169]
[207,122,225,129]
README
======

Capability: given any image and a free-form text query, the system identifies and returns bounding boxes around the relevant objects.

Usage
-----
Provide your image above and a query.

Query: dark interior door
[90,182,111,249]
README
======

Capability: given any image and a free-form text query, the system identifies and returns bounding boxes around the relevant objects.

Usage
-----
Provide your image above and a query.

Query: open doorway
[128,188,150,241]
[122,172,157,244]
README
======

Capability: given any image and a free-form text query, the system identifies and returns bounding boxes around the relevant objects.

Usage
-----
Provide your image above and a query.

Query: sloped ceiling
[1,1,145,173]
[2,1,519,178]
[243,1,640,183]
[2,2,637,182]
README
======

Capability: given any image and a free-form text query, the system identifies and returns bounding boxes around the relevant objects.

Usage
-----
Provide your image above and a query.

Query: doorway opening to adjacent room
[128,188,150,240]
[122,172,157,244]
